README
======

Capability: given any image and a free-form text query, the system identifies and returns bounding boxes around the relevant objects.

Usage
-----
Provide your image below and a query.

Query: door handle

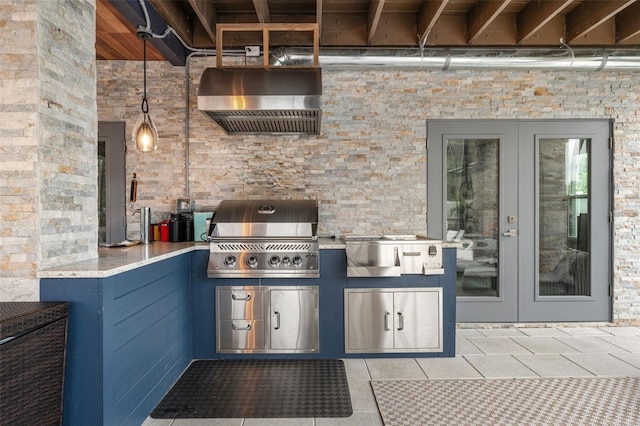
[231,293,252,301]
[502,229,518,237]
[274,310,281,330]
[231,322,251,331]
[384,312,392,331]
[397,312,404,331]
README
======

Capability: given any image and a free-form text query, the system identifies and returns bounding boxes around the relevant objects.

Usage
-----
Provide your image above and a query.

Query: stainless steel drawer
[218,320,265,351]
[217,288,264,320]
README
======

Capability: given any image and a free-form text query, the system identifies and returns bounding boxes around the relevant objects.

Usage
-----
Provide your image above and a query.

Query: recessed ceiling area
[97,0,640,64]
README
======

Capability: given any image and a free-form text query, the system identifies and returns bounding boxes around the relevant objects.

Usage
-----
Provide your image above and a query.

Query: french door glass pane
[538,138,591,296]
[446,138,499,297]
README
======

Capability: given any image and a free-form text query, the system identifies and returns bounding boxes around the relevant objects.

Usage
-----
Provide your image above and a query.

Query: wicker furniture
[0,302,68,426]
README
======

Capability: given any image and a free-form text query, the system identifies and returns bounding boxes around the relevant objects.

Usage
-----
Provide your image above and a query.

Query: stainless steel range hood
[197,67,322,135]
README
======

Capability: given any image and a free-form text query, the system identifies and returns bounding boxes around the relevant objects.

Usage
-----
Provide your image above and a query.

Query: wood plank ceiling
[97,0,640,62]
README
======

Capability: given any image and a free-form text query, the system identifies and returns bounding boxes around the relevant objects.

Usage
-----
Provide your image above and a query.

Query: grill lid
[210,199,318,239]
[198,68,322,135]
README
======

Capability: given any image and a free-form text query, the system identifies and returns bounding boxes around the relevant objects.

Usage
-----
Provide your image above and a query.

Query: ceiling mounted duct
[197,67,322,135]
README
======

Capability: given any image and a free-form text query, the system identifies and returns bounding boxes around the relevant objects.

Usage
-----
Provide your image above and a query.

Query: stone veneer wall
[97,57,639,324]
[0,0,97,301]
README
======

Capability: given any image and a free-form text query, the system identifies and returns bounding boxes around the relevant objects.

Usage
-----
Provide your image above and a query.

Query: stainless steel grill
[207,200,319,278]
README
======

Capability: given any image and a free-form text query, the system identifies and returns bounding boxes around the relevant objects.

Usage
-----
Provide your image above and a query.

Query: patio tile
[172,419,243,426]
[475,328,528,337]
[416,356,483,379]
[244,419,314,426]
[598,326,640,336]
[456,328,484,337]
[462,355,538,378]
[456,337,485,355]
[511,337,579,354]
[142,418,174,426]
[562,353,640,377]
[556,326,611,336]
[598,335,640,353]
[555,336,631,354]
[348,379,378,412]
[517,327,571,337]
[316,411,384,426]
[612,353,640,370]
[467,337,532,355]
[514,354,594,377]
[365,358,426,380]
[343,358,371,380]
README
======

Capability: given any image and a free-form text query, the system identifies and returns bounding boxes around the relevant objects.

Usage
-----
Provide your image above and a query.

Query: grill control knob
[282,256,292,266]
[292,255,303,267]
[269,255,280,266]
[246,255,259,268]
[224,255,236,267]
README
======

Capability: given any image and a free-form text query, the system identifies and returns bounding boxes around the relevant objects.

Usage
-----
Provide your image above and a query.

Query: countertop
[37,238,456,279]
[37,238,346,279]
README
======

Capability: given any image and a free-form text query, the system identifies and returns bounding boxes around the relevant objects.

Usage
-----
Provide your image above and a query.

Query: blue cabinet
[40,253,192,426]
[191,248,457,359]
[39,247,455,425]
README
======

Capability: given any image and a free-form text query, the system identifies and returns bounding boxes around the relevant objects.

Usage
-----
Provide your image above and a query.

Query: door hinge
[609,137,613,150]
[608,211,613,223]
[609,285,613,297]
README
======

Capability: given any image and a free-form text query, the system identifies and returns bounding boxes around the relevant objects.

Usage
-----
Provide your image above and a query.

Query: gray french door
[427,120,611,322]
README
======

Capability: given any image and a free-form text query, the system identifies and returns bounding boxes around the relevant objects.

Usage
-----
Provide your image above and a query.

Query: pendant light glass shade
[133,111,158,152]
[132,27,158,152]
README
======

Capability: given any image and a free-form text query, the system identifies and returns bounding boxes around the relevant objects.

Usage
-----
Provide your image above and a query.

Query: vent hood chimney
[197,67,322,135]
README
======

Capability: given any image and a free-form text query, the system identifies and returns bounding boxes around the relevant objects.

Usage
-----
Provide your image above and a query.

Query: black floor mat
[151,359,353,419]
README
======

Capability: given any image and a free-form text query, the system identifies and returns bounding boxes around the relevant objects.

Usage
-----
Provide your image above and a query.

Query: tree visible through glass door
[446,138,499,298]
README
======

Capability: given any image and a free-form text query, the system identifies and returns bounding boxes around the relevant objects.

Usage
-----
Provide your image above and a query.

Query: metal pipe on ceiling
[269,47,640,71]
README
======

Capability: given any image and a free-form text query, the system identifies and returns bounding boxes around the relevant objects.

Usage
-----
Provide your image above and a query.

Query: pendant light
[132,26,158,152]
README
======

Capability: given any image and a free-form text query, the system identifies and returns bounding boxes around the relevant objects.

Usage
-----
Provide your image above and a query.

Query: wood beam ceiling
[566,0,638,42]
[467,0,513,44]
[418,0,450,45]
[98,0,640,64]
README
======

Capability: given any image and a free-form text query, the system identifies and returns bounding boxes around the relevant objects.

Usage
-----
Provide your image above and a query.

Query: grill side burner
[207,200,320,278]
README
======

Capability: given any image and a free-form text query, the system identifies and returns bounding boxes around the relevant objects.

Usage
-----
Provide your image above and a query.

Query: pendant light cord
[141,36,149,114]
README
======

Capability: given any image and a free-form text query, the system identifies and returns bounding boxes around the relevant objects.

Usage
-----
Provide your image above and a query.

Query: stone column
[0,0,97,301]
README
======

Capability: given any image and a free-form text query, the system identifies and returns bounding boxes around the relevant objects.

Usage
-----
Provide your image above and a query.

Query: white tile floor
[143,326,640,426]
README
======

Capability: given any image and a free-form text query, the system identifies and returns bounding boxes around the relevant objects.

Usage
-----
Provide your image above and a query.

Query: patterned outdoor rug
[371,377,640,426]
[151,359,352,419]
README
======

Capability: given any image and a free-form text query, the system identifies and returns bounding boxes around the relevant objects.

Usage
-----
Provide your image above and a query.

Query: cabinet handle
[232,322,251,331]
[231,293,252,301]
[384,312,392,331]
[397,312,404,331]
[274,310,281,330]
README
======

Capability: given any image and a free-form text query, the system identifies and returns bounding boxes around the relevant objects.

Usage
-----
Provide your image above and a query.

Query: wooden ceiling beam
[467,0,512,44]
[189,0,218,45]
[316,0,323,34]
[253,0,271,23]
[367,0,387,44]
[108,0,188,65]
[148,0,193,45]
[566,0,637,42]
[616,1,640,42]
[517,0,574,44]
[418,0,450,45]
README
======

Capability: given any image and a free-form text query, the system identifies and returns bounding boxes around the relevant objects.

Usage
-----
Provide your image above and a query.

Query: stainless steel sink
[343,235,444,277]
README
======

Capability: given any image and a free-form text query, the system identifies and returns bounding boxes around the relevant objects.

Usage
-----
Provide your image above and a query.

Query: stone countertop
[37,238,345,279]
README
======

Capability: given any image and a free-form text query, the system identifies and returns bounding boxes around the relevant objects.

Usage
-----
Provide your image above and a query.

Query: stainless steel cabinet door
[345,291,394,352]
[393,290,442,351]
[269,288,318,351]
